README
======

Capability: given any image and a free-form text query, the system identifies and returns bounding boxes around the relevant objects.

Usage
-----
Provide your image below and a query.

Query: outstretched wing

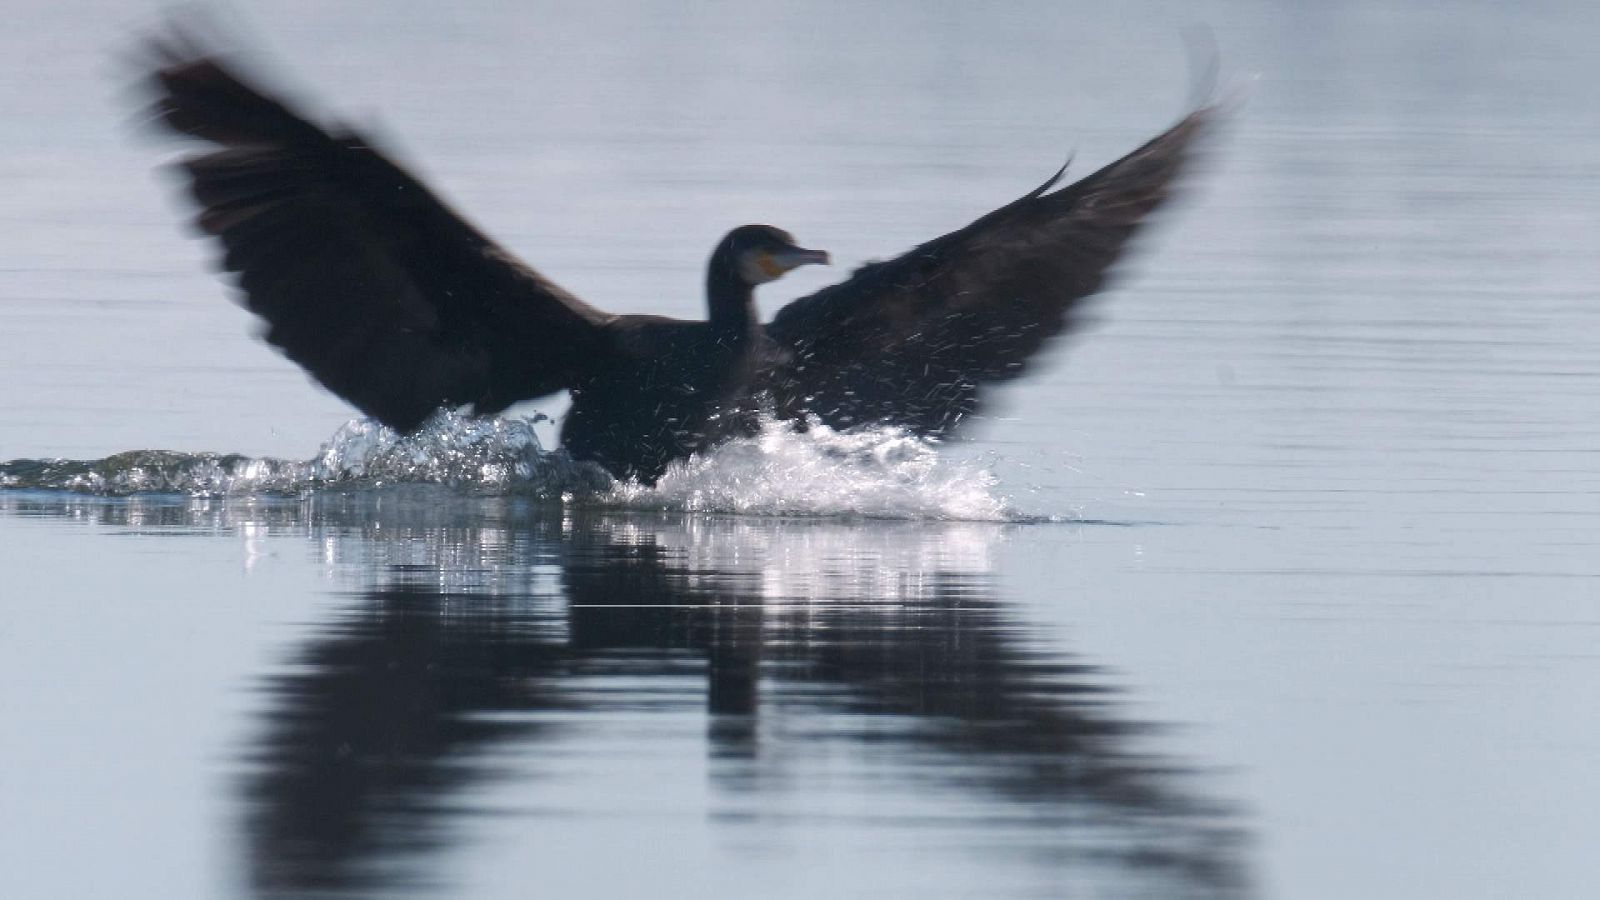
[764,107,1214,436]
[143,33,614,431]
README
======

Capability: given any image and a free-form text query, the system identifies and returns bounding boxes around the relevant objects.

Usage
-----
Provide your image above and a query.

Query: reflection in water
[243,587,572,896]
[0,490,1249,898]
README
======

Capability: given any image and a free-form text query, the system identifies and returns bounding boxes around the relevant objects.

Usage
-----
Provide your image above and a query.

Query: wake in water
[0,412,1010,520]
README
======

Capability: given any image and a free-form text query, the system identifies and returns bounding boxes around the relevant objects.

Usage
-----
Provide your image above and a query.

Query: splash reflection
[0,490,1248,898]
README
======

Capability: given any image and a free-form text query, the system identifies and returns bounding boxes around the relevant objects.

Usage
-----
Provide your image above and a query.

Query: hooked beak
[771,245,831,272]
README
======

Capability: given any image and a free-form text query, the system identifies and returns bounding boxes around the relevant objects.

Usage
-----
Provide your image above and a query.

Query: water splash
[0,412,1012,520]
[606,417,1007,520]
[304,412,610,494]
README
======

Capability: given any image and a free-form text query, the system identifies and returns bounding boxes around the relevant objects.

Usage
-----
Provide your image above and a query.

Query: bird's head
[717,224,830,286]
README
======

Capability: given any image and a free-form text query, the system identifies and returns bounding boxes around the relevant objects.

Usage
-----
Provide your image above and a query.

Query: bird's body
[141,31,1214,484]
[565,317,772,481]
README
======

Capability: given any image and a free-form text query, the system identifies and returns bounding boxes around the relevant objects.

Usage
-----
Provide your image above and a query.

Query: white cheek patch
[739,252,777,284]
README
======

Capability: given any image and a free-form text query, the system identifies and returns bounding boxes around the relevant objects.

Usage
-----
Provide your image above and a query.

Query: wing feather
[144,35,613,431]
[764,107,1215,435]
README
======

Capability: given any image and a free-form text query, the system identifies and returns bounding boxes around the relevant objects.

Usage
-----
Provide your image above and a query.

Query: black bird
[141,34,1213,484]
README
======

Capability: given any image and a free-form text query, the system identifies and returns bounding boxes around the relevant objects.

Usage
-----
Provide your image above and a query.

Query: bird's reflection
[0,490,1250,898]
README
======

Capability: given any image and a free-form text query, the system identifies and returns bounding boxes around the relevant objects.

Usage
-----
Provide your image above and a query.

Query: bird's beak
[772,245,831,272]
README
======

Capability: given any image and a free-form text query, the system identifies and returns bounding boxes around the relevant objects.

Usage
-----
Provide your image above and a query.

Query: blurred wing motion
[144,35,613,431]
[764,107,1213,435]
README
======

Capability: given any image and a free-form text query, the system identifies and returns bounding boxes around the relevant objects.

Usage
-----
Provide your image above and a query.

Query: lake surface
[3,1,1600,898]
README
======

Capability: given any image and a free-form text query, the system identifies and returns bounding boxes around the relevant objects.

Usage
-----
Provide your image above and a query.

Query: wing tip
[1039,34,1237,204]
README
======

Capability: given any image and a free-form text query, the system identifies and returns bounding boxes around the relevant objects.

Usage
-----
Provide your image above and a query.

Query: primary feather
[148,37,612,432]
[763,108,1211,435]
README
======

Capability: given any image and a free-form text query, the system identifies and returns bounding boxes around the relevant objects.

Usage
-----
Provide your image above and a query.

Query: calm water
[4,1,1600,898]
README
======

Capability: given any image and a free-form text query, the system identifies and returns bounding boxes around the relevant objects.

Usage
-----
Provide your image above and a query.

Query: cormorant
[141,33,1213,484]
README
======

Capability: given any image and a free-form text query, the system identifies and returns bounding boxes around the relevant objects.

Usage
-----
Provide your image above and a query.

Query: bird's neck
[705,259,758,335]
